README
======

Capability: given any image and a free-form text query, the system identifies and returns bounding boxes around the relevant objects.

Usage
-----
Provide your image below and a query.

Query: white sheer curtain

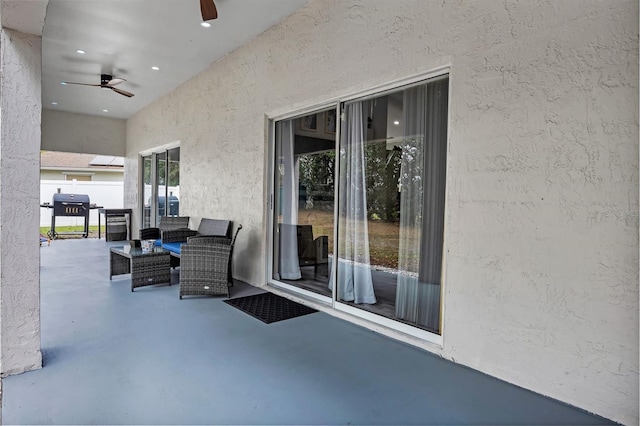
[395,79,448,332]
[278,120,302,280]
[329,102,377,304]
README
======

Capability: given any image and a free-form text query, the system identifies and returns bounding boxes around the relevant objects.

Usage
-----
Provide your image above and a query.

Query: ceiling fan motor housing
[100,74,113,86]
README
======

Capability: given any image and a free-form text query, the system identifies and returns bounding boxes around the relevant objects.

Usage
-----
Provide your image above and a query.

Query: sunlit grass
[40,226,100,239]
[297,208,401,269]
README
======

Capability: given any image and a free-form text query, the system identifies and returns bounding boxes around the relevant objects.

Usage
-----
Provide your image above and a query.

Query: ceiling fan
[201,0,218,21]
[62,74,134,98]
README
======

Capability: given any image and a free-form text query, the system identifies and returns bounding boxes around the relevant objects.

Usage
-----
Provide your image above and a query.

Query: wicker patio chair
[139,216,190,240]
[160,219,233,266]
[278,224,328,279]
[178,224,243,299]
[179,237,232,299]
[296,225,328,278]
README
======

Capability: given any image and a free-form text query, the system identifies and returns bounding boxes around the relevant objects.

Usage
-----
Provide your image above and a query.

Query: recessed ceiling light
[60,81,67,85]
[393,120,400,125]
[76,49,86,54]
[151,66,160,71]
[200,22,211,28]
[51,102,58,105]
[102,109,109,113]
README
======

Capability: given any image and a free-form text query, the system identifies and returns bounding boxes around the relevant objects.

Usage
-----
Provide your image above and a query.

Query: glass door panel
[155,151,167,225]
[334,78,448,334]
[167,147,180,216]
[142,156,152,228]
[272,110,336,298]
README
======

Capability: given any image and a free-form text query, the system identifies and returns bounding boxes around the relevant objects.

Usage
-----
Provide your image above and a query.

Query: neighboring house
[1,2,638,425]
[40,151,124,181]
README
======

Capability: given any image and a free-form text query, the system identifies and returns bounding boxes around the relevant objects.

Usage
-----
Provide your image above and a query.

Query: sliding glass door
[270,74,449,337]
[142,155,153,229]
[155,151,167,225]
[140,146,181,228]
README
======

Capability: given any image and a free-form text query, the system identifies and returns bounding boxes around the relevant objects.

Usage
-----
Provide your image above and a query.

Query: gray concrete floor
[2,238,614,425]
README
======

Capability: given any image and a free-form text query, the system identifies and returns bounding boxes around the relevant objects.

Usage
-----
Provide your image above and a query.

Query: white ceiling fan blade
[106,78,125,87]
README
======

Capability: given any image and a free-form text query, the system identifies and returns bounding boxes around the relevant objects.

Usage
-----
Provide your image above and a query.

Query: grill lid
[52,193,90,204]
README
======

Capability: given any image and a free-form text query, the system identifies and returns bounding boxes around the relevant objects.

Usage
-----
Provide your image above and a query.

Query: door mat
[224,292,317,324]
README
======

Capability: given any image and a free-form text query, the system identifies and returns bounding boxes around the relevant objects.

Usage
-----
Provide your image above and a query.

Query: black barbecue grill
[45,193,91,239]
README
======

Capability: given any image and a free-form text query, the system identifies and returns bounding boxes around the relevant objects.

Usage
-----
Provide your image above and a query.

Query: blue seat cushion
[161,242,182,255]
[155,239,162,246]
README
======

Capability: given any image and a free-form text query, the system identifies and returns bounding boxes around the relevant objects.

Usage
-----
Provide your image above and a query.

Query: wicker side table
[110,246,171,292]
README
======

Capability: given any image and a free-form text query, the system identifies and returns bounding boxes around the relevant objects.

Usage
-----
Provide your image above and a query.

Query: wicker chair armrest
[162,228,198,243]
[140,227,160,240]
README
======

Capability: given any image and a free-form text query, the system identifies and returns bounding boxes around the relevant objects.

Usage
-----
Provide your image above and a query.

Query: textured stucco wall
[0,28,42,375]
[42,109,126,156]
[125,1,638,423]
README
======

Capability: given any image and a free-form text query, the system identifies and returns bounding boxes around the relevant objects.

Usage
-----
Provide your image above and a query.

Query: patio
[2,238,612,425]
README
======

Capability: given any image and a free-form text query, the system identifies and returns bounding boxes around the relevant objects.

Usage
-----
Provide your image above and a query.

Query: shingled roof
[41,151,124,170]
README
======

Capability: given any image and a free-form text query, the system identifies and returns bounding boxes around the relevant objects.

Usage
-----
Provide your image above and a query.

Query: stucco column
[0,28,42,375]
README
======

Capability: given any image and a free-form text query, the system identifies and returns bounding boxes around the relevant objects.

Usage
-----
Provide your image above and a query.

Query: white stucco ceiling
[3,0,310,119]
